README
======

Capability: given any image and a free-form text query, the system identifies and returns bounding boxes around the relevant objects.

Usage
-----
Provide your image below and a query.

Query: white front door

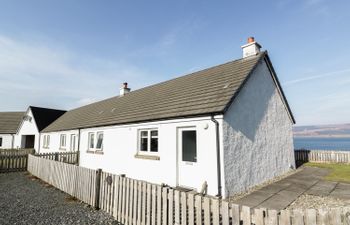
[70,134,77,151]
[177,127,199,190]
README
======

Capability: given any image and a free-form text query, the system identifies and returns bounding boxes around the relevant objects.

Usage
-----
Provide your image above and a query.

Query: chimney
[241,37,262,58]
[119,82,131,96]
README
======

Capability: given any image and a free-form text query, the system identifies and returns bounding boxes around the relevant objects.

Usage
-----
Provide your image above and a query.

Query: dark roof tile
[43,53,264,132]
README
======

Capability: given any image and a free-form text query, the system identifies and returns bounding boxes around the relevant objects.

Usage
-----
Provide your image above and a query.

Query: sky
[0,0,349,126]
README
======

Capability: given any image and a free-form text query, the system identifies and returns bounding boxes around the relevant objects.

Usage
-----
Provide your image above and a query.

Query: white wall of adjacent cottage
[14,108,40,150]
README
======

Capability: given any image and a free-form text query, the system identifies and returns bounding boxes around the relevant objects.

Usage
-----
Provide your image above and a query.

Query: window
[70,134,77,151]
[182,130,197,162]
[0,137,2,147]
[88,132,95,149]
[96,132,103,150]
[60,134,66,149]
[88,131,103,152]
[138,129,158,153]
[43,135,50,148]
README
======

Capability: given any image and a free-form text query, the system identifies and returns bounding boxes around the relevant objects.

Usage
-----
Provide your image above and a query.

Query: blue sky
[0,0,349,126]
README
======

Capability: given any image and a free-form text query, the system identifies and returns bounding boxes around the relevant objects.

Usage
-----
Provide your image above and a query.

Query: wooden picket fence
[0,154,29,173]
[0,148,35,156]
[27,154,350,225]
[295,149,350,164]
[35,151,79,165]
[0,149,34,173]
[27,155,96,205]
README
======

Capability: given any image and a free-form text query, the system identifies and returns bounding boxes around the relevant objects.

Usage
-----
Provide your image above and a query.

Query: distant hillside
[293,123,350,138]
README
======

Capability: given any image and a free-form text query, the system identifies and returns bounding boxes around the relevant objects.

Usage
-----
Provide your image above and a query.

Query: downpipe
[211,115,222,198]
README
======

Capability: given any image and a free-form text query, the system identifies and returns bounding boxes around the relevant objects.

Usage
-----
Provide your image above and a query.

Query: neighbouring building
[13,106,66,151]
[41,38,296,197]
[0,112,25,149]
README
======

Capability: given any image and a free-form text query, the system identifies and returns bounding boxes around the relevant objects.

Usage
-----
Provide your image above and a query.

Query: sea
[294,137,350,151]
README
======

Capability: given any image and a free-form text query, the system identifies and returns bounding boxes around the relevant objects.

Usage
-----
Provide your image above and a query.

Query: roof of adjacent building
[43,51,294,132]
[29,106,67,131]
[0,112,25,134]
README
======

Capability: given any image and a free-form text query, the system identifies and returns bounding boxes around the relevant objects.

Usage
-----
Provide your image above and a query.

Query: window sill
[59,148,66,151]
[86,150,104,155]
[134,154,160,161]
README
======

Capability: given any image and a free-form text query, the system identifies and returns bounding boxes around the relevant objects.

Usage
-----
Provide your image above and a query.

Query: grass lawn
[305,162,350,183]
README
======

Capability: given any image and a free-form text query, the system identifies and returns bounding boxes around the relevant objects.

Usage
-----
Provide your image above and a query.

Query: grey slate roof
[0,112,25,134]
[43,52,266,132]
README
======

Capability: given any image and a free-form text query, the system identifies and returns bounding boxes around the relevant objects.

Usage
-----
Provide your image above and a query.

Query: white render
[39,129,79,153]
[241,42,261,58]
[14,109,40,150]
[43,116,222,196]
[222,59,295,197]
[0,134,15,149]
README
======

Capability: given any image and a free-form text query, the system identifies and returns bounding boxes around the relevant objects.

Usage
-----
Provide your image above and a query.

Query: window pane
[151,130,158,137]
[47,135,50,146]
[150,137,158,152]
[0,137,2,147]
[61,135,66,147]
[140,137,148,151]
[141,131,148,138]
[182,130,197,162]
[89,133,95,149]
[96,133,103,149]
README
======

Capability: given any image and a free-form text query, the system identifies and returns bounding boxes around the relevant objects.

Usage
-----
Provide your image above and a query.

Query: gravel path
[0,172,119,225]
[286,194,350,210]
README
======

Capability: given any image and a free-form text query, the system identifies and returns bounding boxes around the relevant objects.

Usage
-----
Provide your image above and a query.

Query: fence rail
[0,148,35,156]
[295,149,350,164]
[27,154,350,225]
[35,151,79,165]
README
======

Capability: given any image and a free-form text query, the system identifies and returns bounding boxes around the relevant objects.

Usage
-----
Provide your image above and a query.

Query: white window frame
[88,132,95,150]
[138,129,158,155]
[88,131,103,152]
[43,135,50,148]
[70,134,77,151]
[60,134,66,149]
[95,132,104,151]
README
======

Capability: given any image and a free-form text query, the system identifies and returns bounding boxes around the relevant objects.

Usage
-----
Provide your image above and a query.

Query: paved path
[232,167,350,210]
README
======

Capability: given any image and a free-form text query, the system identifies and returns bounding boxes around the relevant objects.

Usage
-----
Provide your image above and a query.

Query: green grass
[305,162,350,183]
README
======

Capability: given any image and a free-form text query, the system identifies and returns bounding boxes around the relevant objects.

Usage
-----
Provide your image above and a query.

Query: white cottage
[42,38,296,197]
[0,112,24,149]
[13,106,66,151]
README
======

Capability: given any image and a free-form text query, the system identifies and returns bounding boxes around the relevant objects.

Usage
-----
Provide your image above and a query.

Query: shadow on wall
[229,74,275,142]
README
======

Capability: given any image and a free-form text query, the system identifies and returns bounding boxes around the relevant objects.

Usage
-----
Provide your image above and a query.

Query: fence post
[76,151,80,165]
[95,168,102,209]
[54,153,59,161]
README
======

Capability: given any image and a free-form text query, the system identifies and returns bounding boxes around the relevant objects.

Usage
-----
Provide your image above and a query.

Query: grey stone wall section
[222,60,295,197]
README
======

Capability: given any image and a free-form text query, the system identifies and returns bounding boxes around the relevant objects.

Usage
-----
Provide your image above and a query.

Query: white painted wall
[76,116,222,196]
[222,60,295,197]
[0,134,14,149]
[14,109,40,150]
[39,129,79,153]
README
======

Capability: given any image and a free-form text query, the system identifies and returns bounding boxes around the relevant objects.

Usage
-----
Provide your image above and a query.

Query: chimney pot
[247,37,255,43]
